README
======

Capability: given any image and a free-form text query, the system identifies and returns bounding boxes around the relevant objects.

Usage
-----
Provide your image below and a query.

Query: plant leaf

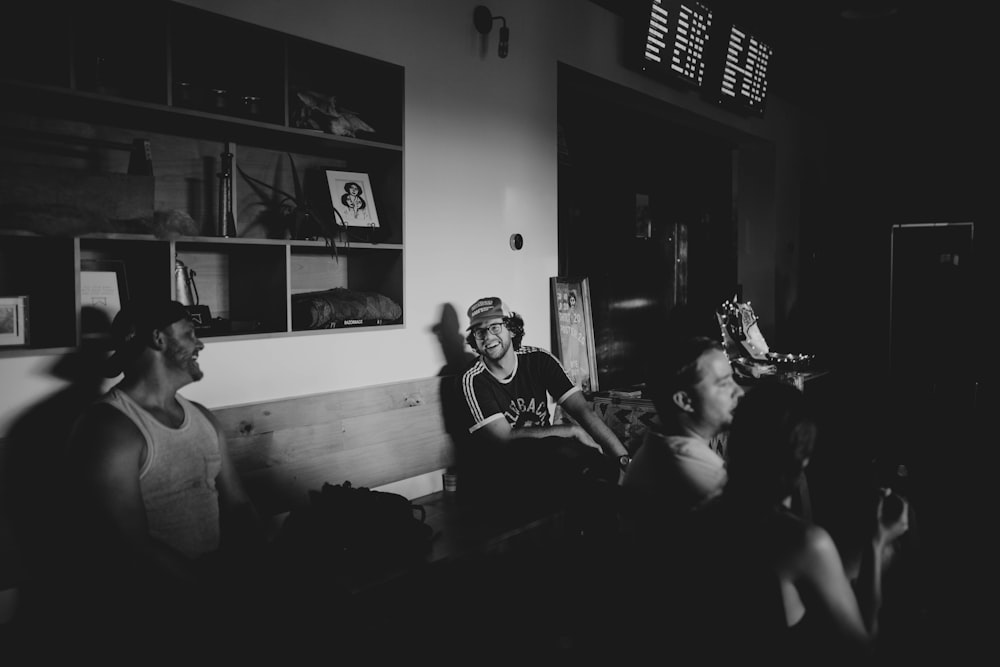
[288,153,304,203]
[236,164,299,206]
[236,155,344,261]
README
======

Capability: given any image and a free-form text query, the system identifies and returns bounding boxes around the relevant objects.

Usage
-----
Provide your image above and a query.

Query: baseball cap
[466,296,512,330]
[103,299,191,377]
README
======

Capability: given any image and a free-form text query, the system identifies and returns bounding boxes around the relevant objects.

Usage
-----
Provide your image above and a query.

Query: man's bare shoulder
[70,400,144,457]
[189,400,226,437]
[188,400,216,421]
[75,399,130,430]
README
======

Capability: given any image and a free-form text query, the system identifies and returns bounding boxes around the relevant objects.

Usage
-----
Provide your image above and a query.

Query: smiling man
[63,298,263,654]
[459,296,629,500]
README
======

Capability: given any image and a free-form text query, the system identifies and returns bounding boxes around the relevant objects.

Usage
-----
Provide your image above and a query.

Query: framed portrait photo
[0,295,29,347]
[80,259,129,337]
[550,276,599,394]
[325,170,380,228]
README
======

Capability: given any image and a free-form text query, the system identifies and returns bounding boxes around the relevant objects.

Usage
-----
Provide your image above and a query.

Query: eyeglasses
[472,322,506,340]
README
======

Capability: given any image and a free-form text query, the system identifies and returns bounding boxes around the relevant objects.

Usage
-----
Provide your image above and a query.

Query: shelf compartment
[72,1,169,104]
[300,153,404,247]
[169,3,285,125]
[0,233,77,350]
[290,246,404,302]
[234,144,403,246]
[79,237,172,338]
[289,246,403,331]
[287,36,404,147]
[175,240,287,337]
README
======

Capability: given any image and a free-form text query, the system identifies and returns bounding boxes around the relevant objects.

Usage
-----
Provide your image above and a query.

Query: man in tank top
[63,298,265,657]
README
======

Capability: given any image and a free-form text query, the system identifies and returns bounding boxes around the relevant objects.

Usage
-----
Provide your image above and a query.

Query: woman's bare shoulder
[780,518,844,577]
[769,511,838,568]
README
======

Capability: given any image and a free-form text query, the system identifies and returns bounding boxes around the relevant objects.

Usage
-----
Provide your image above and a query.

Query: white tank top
[100,387,222,559]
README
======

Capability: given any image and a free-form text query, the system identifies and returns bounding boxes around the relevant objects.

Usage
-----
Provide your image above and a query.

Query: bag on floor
[277,480,434,569]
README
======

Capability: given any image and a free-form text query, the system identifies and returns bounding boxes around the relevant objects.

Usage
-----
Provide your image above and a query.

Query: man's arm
[559,391,629,458]
[473,413,594,447]
[67,404,198,585]
[467,390,627,457]
[195,404,265,552]
[462,364,588,447]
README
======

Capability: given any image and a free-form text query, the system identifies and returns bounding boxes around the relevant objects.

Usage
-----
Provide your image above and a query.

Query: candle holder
[217,146,237,237]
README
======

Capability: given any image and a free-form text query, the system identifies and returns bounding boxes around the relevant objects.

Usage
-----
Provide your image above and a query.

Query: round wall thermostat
[509,233,524,250]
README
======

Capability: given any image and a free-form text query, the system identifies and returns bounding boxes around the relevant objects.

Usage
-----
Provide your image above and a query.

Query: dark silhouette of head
[724,382,818,507]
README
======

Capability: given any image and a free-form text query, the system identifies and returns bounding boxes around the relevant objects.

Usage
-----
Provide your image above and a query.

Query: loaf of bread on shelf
[292,287,401,329]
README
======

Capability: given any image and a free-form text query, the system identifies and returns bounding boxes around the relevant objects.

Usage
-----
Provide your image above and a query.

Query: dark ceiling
[589,0,986,114]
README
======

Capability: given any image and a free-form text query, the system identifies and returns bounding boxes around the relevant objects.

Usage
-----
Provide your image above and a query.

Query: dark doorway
[557,64,736,391]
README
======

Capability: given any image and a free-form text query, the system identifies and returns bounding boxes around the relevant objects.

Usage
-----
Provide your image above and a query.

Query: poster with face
[326,170,380,228]
[551,277,598,393]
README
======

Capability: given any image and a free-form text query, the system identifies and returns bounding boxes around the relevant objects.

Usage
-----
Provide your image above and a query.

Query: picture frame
[80,259,129,336]
[325,169,380,228]
[550,276,599,394]
[0,295,29,347]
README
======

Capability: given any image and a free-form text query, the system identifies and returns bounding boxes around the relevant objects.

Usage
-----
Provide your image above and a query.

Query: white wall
[0,0,804,430]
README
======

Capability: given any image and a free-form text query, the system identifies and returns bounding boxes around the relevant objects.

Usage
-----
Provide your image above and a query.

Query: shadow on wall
[430,302,476,476]
[431,302,476,379]
[1,342,109,626]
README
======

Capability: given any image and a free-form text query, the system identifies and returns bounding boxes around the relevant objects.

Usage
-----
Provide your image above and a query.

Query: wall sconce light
[473,5,510,58]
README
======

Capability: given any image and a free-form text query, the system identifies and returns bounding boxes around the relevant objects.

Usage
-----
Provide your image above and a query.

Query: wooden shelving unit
[0,1,405,356]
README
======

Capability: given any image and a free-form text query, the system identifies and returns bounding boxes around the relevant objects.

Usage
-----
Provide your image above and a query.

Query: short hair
[724,382,817,505]
[466,312,525,351]
[644,336,725,415]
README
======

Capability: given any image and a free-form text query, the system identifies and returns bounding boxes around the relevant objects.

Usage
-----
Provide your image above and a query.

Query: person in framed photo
[0,296,28,346]
[341,181,370,222]
[567,290,582,325]
[560,288,590,392]
[0,304,14,334]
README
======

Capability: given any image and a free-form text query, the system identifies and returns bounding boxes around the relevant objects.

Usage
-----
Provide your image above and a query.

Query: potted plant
[237,153,347,257]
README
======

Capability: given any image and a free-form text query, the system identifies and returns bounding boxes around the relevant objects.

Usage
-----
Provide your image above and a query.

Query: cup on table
[443,472,458,495]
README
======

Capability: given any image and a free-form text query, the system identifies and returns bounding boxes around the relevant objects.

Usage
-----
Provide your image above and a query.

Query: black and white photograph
[0,1,988,662]
[325,170,380,228]
[0,296,28,347]
[550,276,598,393]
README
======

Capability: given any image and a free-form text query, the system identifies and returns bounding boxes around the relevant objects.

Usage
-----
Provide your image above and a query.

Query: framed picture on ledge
[0,295,29,347]
[550,276,599,394]
[325,170,380,229]
[81,259,129,338]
